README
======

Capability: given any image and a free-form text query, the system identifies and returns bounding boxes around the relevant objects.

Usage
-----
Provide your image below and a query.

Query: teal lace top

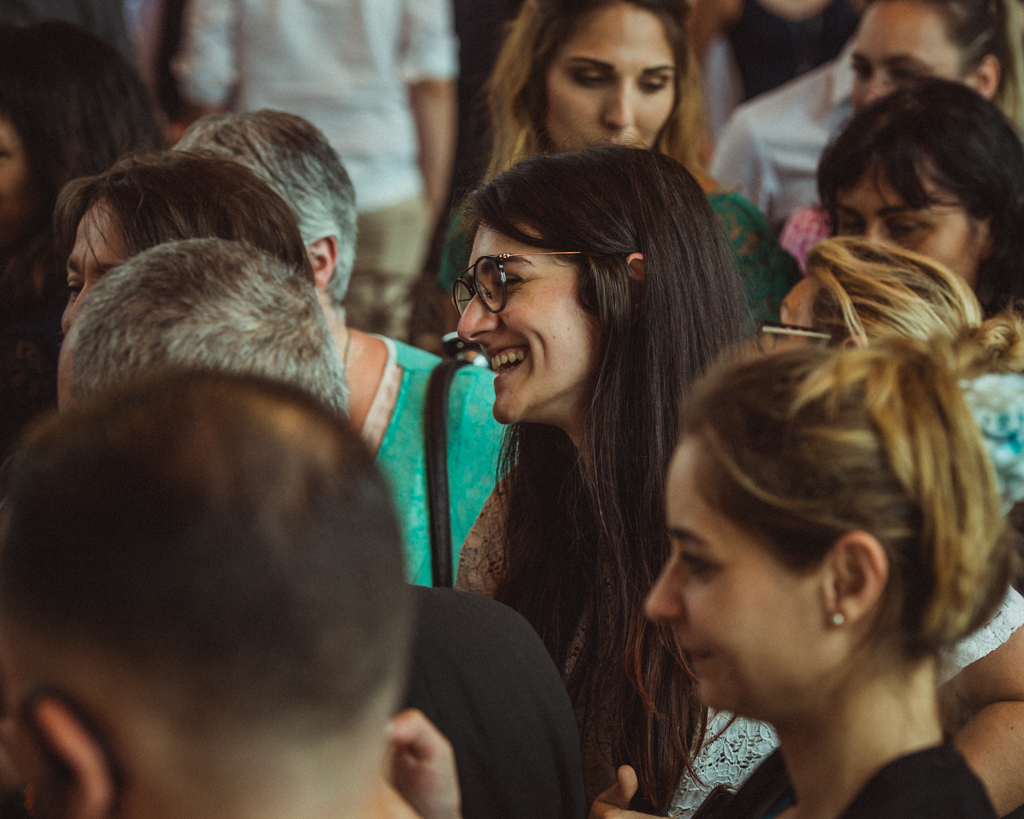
[437,188,800,323]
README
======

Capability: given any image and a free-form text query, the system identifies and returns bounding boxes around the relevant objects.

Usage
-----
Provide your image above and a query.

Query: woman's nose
[602,83,636,132]
[645,561,687,626]
[457,294,500,342]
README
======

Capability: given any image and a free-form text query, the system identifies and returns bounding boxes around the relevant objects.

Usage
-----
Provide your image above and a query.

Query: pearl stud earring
[831,612,845,627]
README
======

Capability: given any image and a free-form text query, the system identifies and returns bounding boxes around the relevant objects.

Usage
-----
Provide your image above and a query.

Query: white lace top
[668,587,1024,818]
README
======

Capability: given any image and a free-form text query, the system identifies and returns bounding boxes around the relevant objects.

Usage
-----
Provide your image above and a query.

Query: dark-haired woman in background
[0,21,164,454]
[816,80,1024,315]
[454,145,750,813]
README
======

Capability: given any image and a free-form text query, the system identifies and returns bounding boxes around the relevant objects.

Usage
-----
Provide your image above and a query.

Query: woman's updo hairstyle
[803,238,1024,371]
[684,339,1012,658]
[805,238,983,342]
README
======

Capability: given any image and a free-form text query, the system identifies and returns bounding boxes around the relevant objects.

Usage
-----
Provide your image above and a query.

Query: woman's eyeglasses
[756,320,833,353]
[452,252,582,317]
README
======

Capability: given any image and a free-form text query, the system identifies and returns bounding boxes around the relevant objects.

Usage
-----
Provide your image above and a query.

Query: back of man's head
[177,111,357,306]
[64,238,348,415]
[0,373,410,817]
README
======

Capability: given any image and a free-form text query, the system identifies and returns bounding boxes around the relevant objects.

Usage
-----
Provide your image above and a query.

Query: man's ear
[26,696,116,819]
[307,237,339,294]
[821,530,889,629]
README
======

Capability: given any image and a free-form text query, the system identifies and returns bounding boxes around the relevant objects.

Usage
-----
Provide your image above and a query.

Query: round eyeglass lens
[474,256,505,311]
[453,278,475,316]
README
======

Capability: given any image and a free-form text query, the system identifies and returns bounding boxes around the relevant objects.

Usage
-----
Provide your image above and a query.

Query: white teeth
[490,349,527,373]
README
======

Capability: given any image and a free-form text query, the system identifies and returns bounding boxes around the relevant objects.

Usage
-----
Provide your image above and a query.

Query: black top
[402,587,587,819]
[716,746,996,819]
[728,0,859,101]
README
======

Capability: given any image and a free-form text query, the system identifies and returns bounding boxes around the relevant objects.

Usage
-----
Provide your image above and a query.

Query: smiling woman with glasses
[453,145,749,813]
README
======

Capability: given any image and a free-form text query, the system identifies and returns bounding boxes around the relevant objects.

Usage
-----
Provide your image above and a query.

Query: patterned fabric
[437,189,801,324]
[962,373,1024,513]
[670,713,778,819]
[779,205,832,274]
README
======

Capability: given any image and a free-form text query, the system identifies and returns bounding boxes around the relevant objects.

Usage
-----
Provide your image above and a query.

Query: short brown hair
[53,151,313,282]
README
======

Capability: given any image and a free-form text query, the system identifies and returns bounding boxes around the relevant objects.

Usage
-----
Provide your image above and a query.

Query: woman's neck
[776,657,944,819]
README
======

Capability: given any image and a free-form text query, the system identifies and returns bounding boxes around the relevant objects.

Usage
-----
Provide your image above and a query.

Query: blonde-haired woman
[642,337,1020,818]
[437,0,800,324]
[777,238,1024,371]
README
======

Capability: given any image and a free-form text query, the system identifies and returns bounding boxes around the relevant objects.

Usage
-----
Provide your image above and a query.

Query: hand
[589,766,659,819]
[387,709,461,819]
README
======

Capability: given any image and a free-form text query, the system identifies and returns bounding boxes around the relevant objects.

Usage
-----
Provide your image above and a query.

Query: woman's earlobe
[821,530,889,629]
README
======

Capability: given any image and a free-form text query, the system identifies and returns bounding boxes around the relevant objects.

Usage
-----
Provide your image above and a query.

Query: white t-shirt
[173,0,459,212]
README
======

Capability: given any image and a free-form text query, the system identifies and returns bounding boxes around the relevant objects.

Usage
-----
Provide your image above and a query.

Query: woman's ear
[625,252,644,283]
[821,530,889,629]
[967,54,1001,102]
[841,333,868,349]
[26,696,117,819]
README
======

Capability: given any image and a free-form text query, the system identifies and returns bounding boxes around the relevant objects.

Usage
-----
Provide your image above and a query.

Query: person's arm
[944,620,1024,816]
[409,78,457,230]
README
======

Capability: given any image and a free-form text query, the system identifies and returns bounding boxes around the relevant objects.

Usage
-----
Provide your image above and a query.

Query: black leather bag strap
[424,358,469,587]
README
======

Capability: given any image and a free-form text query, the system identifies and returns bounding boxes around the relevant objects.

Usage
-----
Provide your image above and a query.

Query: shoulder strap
[424,358,469,587]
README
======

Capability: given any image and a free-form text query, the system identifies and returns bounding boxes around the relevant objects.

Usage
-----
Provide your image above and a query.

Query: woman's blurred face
[834,169,992,288]
[850,0,978,112]
[0,113,43,251]
[544,3,676,151]
[62,202,127,334]
[646,439,834,722]
[456,227,600,445]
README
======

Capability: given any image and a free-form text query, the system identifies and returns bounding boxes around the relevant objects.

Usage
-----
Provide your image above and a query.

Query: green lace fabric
[437,188,800,324]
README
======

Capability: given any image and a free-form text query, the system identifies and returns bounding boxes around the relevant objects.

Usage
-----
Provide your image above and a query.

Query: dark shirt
[403,587,587,819]
[728,0,858,101]
[716,746,997,819]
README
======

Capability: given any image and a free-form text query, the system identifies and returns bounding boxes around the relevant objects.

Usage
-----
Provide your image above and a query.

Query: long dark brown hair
[0,21,162,328]
[464,146,749,810]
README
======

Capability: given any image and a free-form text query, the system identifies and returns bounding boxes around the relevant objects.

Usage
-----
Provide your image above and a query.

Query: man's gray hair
[70,238,348,415]
[177,110,358,306]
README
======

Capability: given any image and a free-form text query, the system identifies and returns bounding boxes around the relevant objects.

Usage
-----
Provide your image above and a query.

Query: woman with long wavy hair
[453,145,750,813]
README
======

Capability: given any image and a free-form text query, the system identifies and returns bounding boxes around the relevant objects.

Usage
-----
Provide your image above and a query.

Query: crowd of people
[2,1,1024,819]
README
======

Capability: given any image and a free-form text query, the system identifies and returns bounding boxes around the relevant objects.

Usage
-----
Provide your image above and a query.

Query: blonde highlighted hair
[684,338,1013,657]
[805,237,1024,371]
[485,0,707,181]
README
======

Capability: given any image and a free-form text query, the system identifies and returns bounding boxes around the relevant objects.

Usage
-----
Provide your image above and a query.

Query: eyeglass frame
[451,252,584,317]
[756,320,833,351]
